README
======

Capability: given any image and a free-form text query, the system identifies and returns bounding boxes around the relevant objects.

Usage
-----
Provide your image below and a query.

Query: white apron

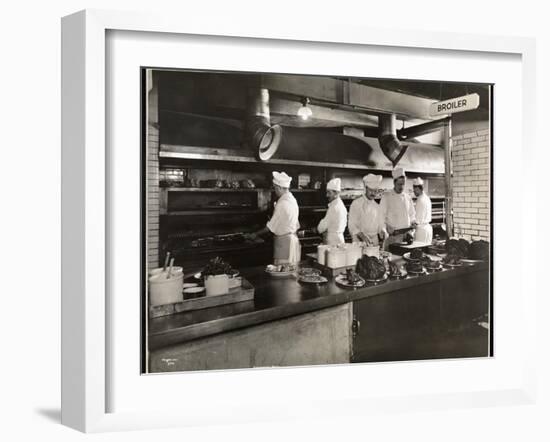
[273,233,301,265]
[414,223,433,244]
[324,232,345,246]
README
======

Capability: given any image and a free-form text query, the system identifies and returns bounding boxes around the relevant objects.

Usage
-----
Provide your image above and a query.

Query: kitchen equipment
[345,243,363,266]
[149,272,184,306]
[391,226,414,236]
[364,246,380,258]
[317,245,330,265]
[204,274,230,297]
[149,266,183,277]
[326,247,347,269]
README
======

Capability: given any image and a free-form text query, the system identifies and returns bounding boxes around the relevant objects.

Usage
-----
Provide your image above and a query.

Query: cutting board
[149,277,254,318]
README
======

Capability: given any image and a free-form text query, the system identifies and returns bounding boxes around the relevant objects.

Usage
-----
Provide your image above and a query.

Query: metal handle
[352,315,361,338]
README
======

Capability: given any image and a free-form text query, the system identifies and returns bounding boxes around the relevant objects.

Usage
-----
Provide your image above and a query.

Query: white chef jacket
[348,196,385,239]
[415,193,432,225]
[379,189,416,231]
[414,193,433,243]
[317,197,347,244]
[267,191,300,236]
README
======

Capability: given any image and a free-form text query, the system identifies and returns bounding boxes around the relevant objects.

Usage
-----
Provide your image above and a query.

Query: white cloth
[348,196,385,243]
[272,171,292,188]
[412,177,424,186]
[267,192,300,236]
[326,178,341,191]
[414,193,433,243]
[317,197,347,245]
[379,189,416,231]
[392,167,406,179]
[363,173,382,189]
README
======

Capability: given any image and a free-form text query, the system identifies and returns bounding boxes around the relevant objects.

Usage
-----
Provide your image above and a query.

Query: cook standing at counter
[380,167,417,249]
[348,173,388,246]
[412,177,433,243]
[247,171,301,265]
[316,178,347,245]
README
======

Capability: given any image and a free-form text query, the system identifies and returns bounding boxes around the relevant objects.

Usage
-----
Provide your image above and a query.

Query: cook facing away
[247,171,301,265]
[316,178,347,245]
[379,167,417,249]
[348,173,388,246]
[412,177,433,244]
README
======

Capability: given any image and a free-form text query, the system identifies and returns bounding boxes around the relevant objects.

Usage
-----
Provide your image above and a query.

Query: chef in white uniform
[316,178,347,245]
[248,171,301,264]
[379,167,417,249]
[348,173,388,246]
[412,177,433,244]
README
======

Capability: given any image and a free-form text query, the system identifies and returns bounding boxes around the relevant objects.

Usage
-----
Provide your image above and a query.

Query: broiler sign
[429,93,480,117]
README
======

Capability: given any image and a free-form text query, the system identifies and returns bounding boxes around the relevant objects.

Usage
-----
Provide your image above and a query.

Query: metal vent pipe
[245,87,282,160]
[378,113,409,167]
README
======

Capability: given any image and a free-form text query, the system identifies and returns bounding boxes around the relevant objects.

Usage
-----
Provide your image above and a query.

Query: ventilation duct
[245,88,282,160]
[378,114,409,167]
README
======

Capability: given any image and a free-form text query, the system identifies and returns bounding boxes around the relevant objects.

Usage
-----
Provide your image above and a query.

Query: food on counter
[422,255,442,270]
[388,261,406,278]
[298,274,328,284]
[298,267,322,277]
[446,238,470,258]
[468,240,489,260]
[202,256,234,276]
[406,260,424,273]
[346,268,362,285]
[356,255,386,280]
[266,264,297,273]
[335,269,366,288]
[442,254,462,266]
[410,249,424,260]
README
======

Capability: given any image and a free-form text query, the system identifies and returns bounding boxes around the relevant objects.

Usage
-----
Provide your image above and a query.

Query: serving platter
[334,273,366,288]
[364,273,389,284]
[298,275,328,284]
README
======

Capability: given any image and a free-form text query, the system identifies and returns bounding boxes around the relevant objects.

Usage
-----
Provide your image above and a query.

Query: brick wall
[451,127,491,241]
[147,73,160,269]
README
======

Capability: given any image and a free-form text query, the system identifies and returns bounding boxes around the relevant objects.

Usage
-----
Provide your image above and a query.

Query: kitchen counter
[148,257,490,352]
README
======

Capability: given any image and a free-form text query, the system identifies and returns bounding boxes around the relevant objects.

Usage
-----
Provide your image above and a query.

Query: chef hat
[363,173,382,189]
[392,167,406,179]
[326,178,341,192]
[272,171,292,188]
[413,177,424,186]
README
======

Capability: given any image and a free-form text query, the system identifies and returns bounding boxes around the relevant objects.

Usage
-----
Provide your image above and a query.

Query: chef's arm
[247,226,270,239]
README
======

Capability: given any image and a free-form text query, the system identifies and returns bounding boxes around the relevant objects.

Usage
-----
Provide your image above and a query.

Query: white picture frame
[61,9,537,433]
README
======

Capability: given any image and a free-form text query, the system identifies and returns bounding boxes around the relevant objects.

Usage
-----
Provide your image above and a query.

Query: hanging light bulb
[297,97,313,120]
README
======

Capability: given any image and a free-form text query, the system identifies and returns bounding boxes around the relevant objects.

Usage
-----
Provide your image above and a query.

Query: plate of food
[388,261,407,279]
[355,255,387,283]
[183,286,205,294]
[298,274,328,284]
[421,255,443,272]
[265,264,297,277]
[403,250,441,262]
[298,267,322,278]
[335,269,366,288]
[405,260,426,275]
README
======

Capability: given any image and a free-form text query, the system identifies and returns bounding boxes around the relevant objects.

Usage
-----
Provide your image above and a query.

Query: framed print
[61,9,537,433]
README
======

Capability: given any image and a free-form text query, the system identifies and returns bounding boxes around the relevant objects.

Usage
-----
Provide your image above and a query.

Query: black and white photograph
[142,69,492,374]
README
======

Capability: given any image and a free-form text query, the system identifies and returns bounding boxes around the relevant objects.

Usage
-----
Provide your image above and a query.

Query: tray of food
[265,264,297,277]
[335,269,366,288]
[422,255,443,272]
